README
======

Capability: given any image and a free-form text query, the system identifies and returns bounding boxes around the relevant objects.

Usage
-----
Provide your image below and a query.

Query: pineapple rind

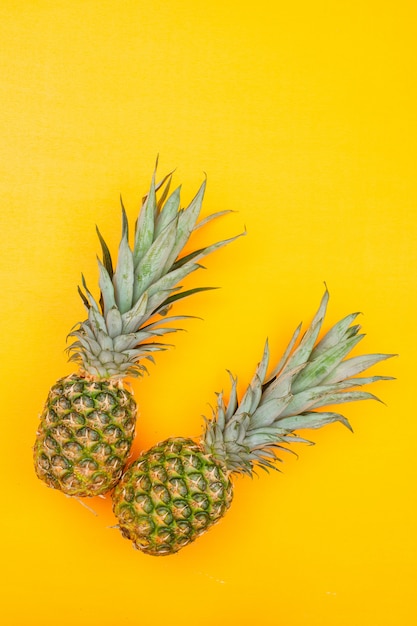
[113,437,233,556]
[34,373,136,497]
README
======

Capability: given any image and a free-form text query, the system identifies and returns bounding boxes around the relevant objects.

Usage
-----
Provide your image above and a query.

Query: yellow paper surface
[1,2,415,624]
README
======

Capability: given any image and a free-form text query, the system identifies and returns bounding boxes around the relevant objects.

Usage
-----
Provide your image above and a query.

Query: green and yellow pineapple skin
[113,437,233,555]
[34,374,136,497]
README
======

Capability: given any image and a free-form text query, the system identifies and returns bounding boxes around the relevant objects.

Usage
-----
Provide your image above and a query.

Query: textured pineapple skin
[112,437,233,556]
[33,373,136,497]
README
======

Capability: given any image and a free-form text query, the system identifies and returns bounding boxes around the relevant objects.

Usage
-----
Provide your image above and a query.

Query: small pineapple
[34,165,240,497]
[112,289,394,555]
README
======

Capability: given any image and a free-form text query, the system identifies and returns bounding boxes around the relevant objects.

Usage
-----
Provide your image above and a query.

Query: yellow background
[1,1,415,624]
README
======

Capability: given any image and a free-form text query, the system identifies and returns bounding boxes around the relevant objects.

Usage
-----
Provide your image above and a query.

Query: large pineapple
[34,166,240,497]
[112,289,394,555]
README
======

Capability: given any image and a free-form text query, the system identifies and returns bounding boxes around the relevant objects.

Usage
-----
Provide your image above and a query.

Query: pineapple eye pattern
[34,375,136,497]
[113,438,233,555]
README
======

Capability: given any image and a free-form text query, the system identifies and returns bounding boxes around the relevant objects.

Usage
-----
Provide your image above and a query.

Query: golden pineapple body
[113,438,233,555]
[34,374,136,497]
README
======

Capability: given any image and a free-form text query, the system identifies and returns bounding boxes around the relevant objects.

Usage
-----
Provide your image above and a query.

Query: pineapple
[33,166,240,497]
[112,289,394,555]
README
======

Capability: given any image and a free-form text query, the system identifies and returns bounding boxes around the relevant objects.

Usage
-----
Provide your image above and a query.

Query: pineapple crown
[68,165,241,380]
[202,289,395,475]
